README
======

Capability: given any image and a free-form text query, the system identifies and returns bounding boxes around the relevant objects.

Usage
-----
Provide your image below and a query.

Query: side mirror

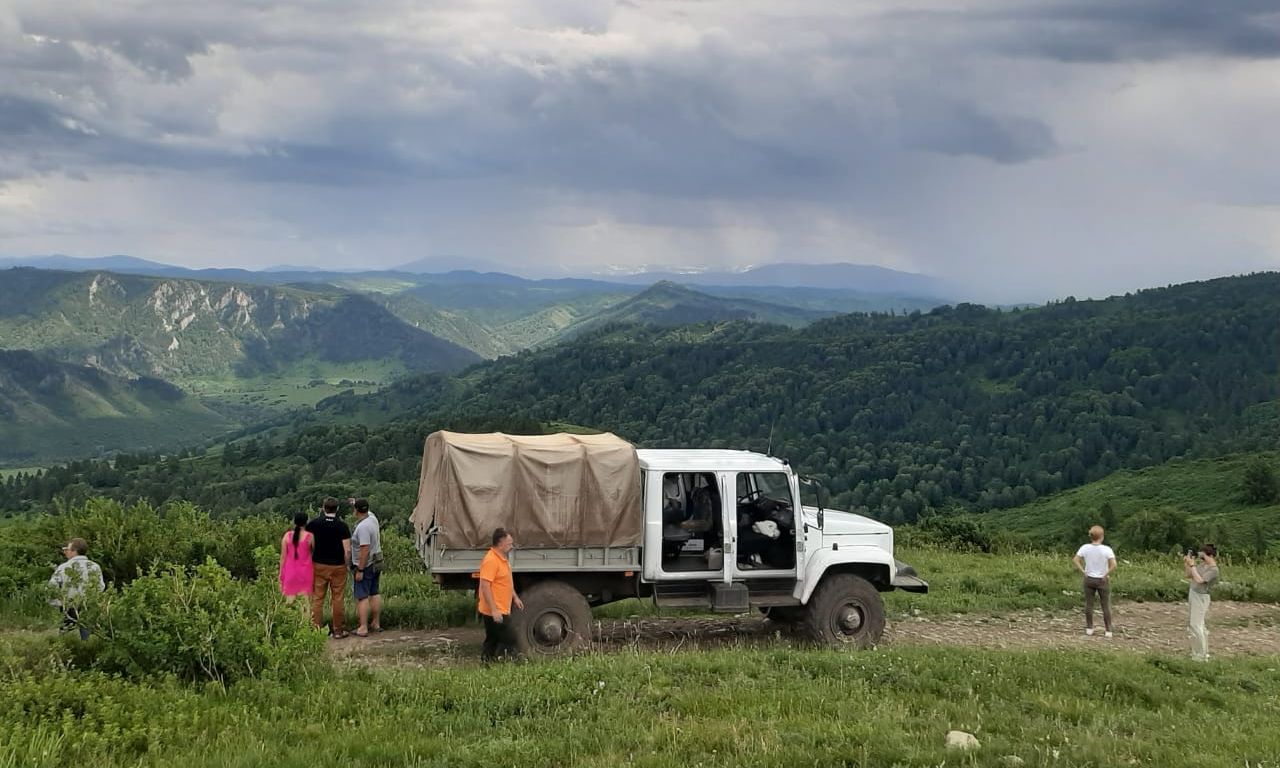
[801,476,827,531]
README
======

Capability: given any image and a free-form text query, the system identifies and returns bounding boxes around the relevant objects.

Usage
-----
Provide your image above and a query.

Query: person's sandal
[371,625,384,633]
[332,631,350,639]
[353,629,370,638]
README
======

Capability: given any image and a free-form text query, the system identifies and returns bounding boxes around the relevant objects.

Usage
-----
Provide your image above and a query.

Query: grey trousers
[1083,576,1112,631]
[1188,591,1211,660]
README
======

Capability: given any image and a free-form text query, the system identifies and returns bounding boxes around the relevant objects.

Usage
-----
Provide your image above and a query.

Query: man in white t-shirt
[1072,525,1117,637]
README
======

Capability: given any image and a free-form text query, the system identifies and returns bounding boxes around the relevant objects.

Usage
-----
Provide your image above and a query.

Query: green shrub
[371,572,475,629]
[1120,507,1192,553]
[912,515,993,552]
[381,528,426,574]
[0,633,71,680]
[80,560,325,685]
[1242,459,1279,504]
[0,499,287,601]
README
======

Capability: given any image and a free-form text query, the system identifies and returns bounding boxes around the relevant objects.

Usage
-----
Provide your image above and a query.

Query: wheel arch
[800,550,893,604]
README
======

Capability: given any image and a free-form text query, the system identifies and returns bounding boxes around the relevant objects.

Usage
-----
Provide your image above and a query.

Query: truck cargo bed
[425,543,643,574]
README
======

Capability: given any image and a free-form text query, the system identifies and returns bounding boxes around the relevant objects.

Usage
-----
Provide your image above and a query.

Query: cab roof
[636,449,790,474]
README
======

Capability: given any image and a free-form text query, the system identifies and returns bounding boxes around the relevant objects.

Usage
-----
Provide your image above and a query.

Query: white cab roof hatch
[637,449,790,474]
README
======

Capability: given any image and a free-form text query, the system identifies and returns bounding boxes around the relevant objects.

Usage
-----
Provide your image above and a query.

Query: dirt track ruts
[328,601,1280,668]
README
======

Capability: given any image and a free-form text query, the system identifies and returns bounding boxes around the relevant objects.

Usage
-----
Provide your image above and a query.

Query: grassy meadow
[3,505,1279,768]
[2,642,1279,768]
[187,357,404,410]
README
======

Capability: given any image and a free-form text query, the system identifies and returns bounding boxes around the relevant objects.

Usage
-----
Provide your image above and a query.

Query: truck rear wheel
[510,580,593,657]
[802,574,885,649]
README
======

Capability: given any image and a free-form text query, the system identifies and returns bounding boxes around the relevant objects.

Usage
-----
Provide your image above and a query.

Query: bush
[1120,507,1192,553]
[80,560,325,685]
[1242,460,1279,505]
[381,528,426,574]
[0,499,286,599]
[911,515,994,553]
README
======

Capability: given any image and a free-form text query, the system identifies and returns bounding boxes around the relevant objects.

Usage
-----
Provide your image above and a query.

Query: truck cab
[415,432,926,656]
[639,449,926,630]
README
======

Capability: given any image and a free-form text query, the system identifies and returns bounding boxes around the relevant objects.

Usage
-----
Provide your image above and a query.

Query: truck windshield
[799,478,824,509]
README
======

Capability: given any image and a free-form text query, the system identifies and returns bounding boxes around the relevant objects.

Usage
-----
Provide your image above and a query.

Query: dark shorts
[352,568,381,600]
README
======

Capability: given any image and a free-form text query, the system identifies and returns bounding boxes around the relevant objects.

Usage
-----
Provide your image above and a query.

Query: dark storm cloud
[1023,0,1280,62]
[898,99,1059,164]
[895,0,1280,63]
[0,0,1068,193]
[0,95,68,136]
[0,0,1276,297]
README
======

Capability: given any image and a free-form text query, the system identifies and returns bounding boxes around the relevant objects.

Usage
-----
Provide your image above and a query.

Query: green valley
[0,267,481,463]
[0,350,232,464]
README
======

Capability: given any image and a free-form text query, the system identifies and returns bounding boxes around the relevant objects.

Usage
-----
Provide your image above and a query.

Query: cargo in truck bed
[411,431,643,549]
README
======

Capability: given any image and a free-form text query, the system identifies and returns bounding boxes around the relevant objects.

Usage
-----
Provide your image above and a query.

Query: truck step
[711,583,750,613]
[653,582,711,609]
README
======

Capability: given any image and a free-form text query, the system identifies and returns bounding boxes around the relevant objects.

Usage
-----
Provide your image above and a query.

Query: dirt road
[329,601,1280,668]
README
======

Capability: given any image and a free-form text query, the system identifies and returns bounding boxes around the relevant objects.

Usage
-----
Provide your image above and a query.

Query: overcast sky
[1,0,1278,301]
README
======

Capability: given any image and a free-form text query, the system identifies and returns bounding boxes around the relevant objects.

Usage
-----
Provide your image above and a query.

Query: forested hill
[369,272,1279,521]
[6,273,1277,525]
[0,268,480,382]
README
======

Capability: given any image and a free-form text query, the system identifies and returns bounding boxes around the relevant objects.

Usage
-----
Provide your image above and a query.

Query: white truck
[412,431,927,656]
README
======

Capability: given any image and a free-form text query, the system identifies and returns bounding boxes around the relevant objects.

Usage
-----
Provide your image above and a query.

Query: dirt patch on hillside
[328,601,1280,668]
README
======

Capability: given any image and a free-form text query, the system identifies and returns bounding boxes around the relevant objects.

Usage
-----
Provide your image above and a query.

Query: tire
[801,573,885,649]
[510,580,593,657]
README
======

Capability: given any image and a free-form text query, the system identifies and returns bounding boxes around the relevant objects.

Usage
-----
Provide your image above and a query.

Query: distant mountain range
[0,256,950,356]
[556,281,830,341]
[597,262,948,297]
[0,254,949,300]
[0,258,955,463]
[0,268,478,382]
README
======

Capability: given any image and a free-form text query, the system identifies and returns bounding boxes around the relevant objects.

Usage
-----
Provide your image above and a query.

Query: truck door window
[735,472,797,570]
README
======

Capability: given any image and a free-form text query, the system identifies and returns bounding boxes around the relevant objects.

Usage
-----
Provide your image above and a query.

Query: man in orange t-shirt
[477,527,524,661]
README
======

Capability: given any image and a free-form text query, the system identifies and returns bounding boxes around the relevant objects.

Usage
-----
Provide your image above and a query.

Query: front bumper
[892,559,929,593]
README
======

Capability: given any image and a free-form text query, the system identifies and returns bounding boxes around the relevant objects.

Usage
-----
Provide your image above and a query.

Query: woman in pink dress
[279,512,314,606]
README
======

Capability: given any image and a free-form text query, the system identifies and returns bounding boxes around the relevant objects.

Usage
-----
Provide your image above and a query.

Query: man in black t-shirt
[306,497,351,637]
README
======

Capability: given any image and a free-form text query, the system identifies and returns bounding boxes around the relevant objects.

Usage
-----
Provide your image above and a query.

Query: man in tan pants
[306,497,352,637]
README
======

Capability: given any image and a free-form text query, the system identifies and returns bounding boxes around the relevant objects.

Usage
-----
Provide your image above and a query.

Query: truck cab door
[646,469,730,582]
[728,470,800,580]
[790,473,806,598]
[718,471,735,585]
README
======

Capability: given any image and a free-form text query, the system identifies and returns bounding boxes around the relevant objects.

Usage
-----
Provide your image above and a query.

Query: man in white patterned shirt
[48,537,105,640]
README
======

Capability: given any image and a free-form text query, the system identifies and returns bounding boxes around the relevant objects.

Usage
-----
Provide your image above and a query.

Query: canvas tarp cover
[412,431,642,549]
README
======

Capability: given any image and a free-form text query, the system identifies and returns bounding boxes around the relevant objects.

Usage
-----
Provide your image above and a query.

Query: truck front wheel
[510,580,593,657]
[802,573,885,649]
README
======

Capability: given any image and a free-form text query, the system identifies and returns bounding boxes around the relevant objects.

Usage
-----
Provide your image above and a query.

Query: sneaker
[1104,631,1113,639]
[1085,628,1094,636]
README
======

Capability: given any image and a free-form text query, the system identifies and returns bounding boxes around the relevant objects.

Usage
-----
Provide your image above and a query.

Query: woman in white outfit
[1183,544,1219,661]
